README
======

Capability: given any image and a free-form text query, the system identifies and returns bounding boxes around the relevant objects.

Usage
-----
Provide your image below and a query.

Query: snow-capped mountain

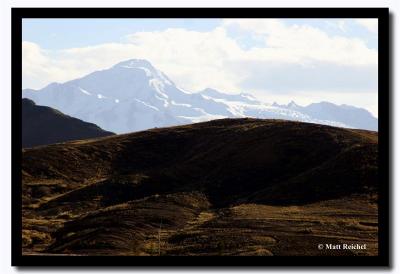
[22,59,378,133]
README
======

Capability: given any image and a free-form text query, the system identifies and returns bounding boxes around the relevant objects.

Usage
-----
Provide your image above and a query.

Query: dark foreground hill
[22,98,114,148]
[22,118,378,256]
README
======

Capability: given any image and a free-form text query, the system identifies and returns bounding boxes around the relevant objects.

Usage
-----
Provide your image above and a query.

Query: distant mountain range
[22,59,378,133]
[22,98,114,148]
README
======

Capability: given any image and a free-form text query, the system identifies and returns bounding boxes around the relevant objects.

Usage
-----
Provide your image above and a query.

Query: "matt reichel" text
[325,243,367,250]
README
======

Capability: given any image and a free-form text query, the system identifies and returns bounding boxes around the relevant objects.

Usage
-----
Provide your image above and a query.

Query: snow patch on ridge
[78,87,91,96]
[149,79,169,99]
[135,99,160,111]
[171,100,192,107]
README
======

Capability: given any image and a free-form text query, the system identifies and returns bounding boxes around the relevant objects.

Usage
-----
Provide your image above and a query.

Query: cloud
[22,41,51,88]
[22,19,378,114]
[354,19,378,33]
[23,41,113,89]
[234,60,377,93]
[23,27,243,92]
[222,19,377,66]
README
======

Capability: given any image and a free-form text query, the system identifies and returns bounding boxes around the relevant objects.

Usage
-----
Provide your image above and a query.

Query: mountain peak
[200,88,222,96]
[239,92,256,101]
[113,59,154,69]
[287,100,300,108]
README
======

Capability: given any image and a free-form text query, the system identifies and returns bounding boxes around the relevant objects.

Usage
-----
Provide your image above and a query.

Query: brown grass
[21,118,378,256]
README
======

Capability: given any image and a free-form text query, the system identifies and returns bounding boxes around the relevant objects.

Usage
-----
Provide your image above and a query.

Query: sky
[22,18,379,116]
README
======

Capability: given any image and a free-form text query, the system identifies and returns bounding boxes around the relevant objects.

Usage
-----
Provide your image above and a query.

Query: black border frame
[11,7,390,267]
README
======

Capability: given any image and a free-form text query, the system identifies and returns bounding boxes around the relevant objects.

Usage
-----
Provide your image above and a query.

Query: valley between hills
[22,118,378,256]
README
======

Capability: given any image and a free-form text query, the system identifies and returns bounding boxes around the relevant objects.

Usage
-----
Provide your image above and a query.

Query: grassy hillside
[22,98,114,148]
[21,118,378,256]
